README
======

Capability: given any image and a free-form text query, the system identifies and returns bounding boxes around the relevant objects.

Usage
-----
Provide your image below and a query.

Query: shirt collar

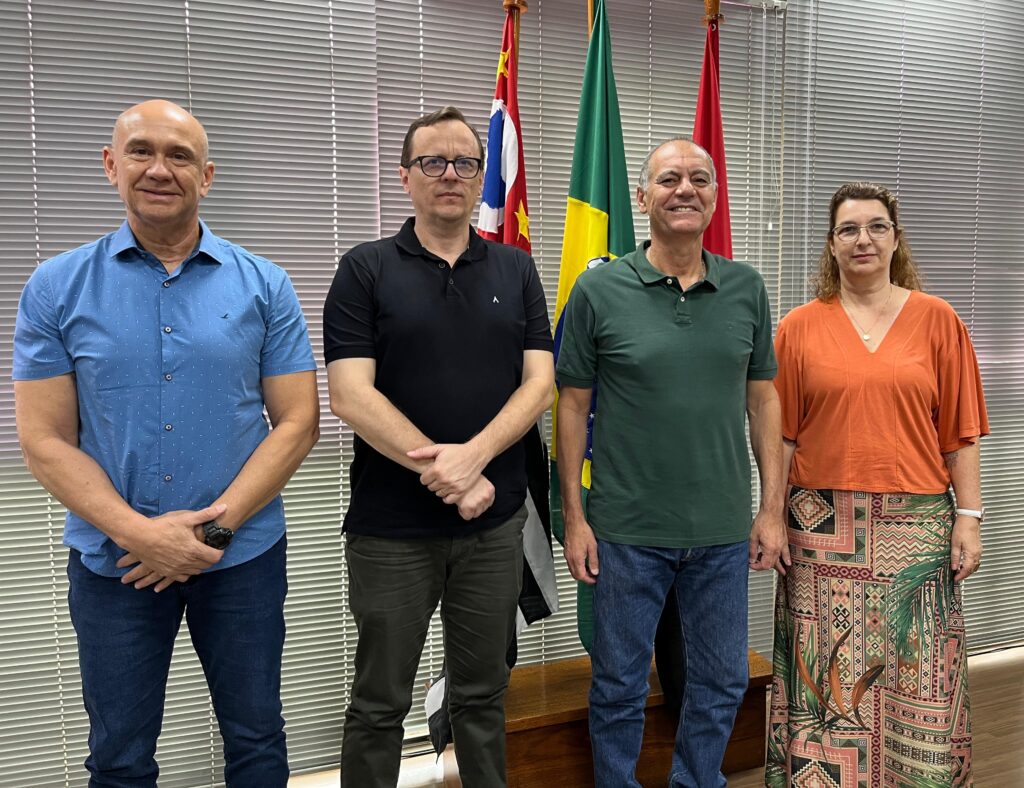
[627,240,721,290]
[110,219,224,265]
[395,217,487,264]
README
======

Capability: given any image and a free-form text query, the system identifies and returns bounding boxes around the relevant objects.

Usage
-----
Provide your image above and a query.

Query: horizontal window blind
[1,1,1020,785]
[780,0,1024,653]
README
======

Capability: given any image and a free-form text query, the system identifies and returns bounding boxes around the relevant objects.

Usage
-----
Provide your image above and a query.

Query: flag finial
[704,0,723,24]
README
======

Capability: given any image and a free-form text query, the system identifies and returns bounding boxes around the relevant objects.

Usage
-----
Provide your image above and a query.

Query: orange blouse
[774,291,989,494]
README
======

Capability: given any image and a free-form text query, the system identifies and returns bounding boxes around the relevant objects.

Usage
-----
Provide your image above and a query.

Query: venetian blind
[0,0,785,782]
[5,1,1020,786]
[779,0,1024,652]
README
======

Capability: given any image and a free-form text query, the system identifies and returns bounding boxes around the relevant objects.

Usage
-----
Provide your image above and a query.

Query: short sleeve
[522,255,554,352]
[12,266,75,381]
[747,275,778,380]
[260,270,316,378]
[773,314,803,442]
[323,251,378,364]
[936,315,990,453]
[555,282,598,389]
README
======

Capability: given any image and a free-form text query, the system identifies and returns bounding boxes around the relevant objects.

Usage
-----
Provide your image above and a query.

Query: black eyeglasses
[831,221,897,243]
[406,155,483,179]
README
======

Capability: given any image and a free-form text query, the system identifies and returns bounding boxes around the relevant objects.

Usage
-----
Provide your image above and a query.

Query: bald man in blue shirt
[13,100,319,787]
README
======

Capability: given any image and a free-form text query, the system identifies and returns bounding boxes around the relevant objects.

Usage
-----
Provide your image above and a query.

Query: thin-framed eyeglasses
[831,220,897,243]
[407,155,482,179]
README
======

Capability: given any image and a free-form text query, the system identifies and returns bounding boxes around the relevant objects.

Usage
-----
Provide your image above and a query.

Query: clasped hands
[115,503,228,593]
[407,442,494,521]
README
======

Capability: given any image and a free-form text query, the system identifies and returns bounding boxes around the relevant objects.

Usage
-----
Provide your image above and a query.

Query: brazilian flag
[551,0,636,651]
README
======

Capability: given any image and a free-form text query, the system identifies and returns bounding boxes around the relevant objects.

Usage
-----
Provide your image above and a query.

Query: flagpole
[503,0,527,62]
[587,0,594,37]
[693,0,733,257]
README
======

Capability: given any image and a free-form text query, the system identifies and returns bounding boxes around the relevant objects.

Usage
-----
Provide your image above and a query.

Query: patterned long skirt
[765,488,972,787]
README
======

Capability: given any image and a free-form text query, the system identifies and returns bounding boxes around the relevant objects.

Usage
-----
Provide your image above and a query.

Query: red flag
[692,15,732,257]
[478,10,530,253]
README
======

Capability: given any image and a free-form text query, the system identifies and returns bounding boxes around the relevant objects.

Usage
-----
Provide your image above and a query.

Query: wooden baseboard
[505,651,770,787]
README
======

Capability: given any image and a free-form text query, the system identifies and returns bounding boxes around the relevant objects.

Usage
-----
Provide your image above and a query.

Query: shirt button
[680,296,686,302]
[164,374,172,381]
[163,326,172,333]
[438,262,444,268]
[164,475,173,482]
[162,281,170,288]
[449,278,454,285]
[164,423,173,431]
[666,278,673,284]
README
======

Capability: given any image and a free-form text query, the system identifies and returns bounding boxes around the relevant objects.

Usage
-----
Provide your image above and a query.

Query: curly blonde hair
[811,181,923,301]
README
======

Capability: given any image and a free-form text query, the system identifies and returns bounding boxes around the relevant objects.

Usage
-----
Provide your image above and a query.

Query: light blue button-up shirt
[13,220,316,576]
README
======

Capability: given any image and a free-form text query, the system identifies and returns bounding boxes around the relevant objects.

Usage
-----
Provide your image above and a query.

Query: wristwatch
[954,507,985,522]
[202,520,235,549]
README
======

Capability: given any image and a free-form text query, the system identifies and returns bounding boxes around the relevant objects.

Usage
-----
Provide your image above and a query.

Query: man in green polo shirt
[555,137,787,788]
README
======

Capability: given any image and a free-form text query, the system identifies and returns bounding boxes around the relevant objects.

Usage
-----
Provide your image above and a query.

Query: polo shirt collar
[628,240,721,290]
[110,219,224,265]
[395,217,487,263]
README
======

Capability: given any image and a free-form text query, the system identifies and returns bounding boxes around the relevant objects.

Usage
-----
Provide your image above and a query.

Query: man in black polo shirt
[323,106,554,788]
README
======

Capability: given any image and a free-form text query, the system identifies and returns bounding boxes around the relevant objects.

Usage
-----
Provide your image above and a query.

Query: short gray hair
[637,137,717,191]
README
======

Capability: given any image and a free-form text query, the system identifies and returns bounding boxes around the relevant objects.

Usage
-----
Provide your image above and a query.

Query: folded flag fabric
[550,0,636,652]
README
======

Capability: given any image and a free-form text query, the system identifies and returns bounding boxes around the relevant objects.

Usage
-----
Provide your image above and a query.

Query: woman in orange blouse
[765,182,988,787]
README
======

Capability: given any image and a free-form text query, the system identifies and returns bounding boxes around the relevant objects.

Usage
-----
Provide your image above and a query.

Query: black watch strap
[202,520,235,549]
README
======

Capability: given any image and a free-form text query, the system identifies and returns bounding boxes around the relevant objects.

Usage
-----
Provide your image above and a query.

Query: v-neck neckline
[833,289,916,355]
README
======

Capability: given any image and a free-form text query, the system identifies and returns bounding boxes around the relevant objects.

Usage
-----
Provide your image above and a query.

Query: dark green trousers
[340,507,527,788]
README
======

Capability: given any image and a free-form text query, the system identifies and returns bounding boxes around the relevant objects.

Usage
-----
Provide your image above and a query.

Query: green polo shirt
[556,242,777,547]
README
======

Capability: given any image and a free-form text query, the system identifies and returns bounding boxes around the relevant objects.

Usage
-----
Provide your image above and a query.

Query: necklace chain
[840,284,893,342]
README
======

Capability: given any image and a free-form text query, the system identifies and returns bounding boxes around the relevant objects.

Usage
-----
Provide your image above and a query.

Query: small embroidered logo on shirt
[493,296,500,304]
[221,313,229,319]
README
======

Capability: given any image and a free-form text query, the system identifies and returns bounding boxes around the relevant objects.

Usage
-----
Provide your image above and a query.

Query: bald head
[638,137,716,191]
[112,100,209,163]
[103,99,216,239]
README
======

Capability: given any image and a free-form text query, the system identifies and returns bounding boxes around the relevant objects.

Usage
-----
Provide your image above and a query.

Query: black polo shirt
[324,217,553,537]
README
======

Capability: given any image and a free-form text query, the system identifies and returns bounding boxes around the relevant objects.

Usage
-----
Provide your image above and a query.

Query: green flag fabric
[551,0,636,651]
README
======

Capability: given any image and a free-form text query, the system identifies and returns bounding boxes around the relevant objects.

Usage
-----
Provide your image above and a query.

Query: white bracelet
[955,507,984,521]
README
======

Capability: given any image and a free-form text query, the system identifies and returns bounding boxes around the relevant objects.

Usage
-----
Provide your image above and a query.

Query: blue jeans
[67,536,289,787]
[589,539,749,788]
